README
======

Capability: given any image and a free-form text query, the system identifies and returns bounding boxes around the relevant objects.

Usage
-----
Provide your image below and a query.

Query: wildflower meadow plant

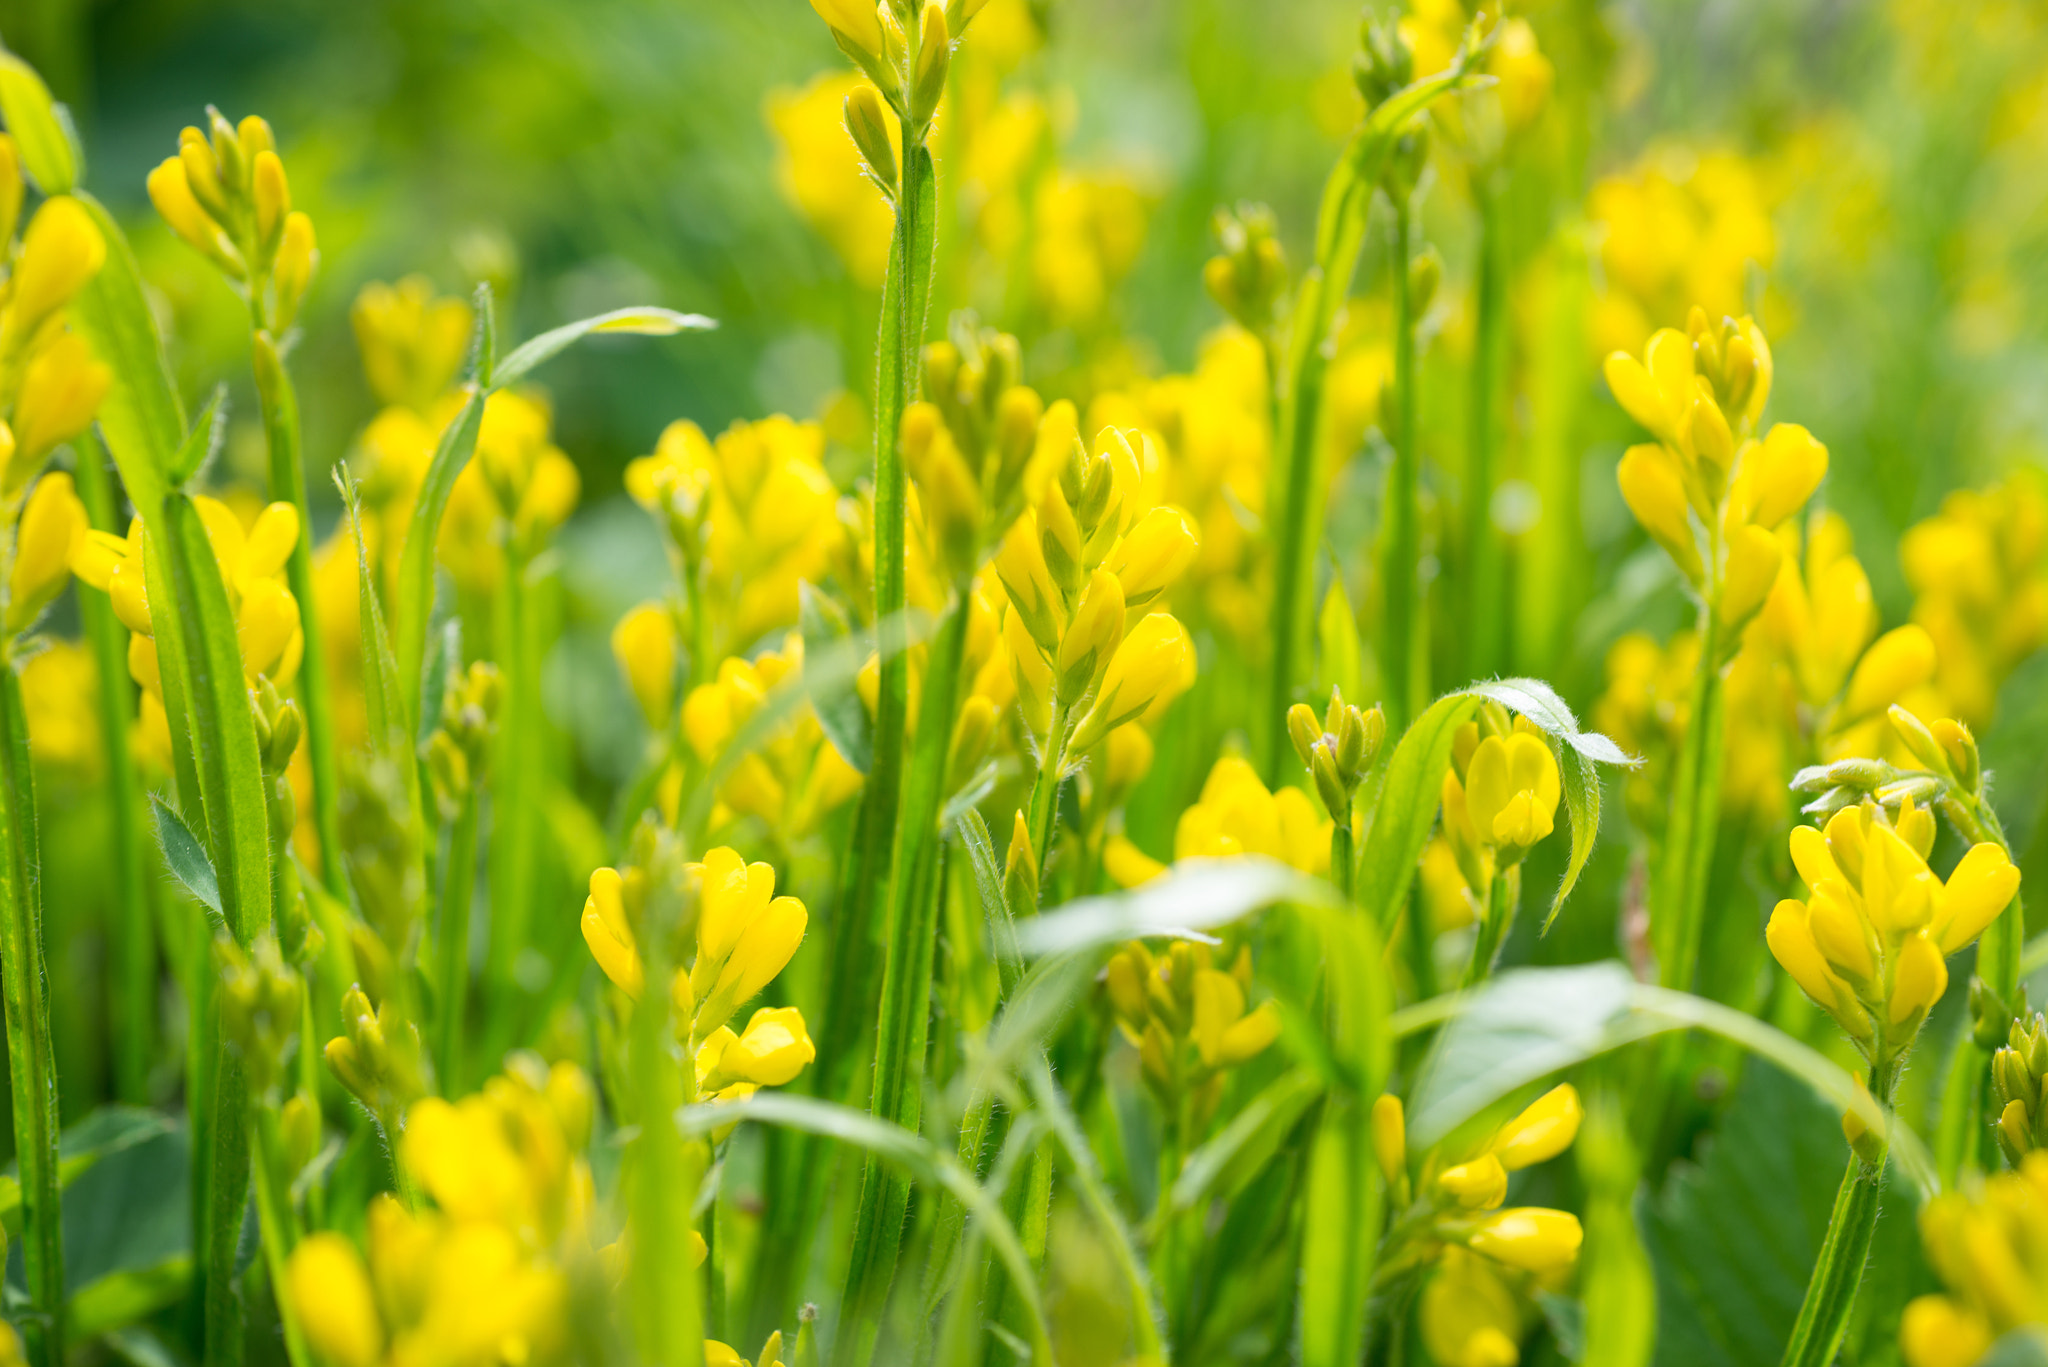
[0,3,2046,1366]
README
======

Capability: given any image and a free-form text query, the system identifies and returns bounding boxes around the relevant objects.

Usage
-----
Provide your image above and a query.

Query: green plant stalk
[1934,1026,1985,1187]
[1462,184,1507,681]
[484,550,543,1060]
[0,666,63,1367]
[1382,196,1426,735]
[73,431,155,1104]
[1026,699,1073,869]
[1462,870,1516,990]
[628,934,703,1367]
[252,335,344,896]
[1330,820,1356,902]
[1301,1091,1380,1367]
[1779,1069,1890,1367]
[1653,604,1726,996]
[249,1106,311,1367]
[841,594,969,1366]
[435,790,480,1093]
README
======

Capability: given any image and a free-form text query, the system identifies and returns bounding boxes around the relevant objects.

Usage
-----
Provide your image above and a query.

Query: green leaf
[392,387,483,738]
[70,1260,190,1340]
[167,386,226,486]
[1172,1068,1323,1214]
[0,50,78,192]
[1642,1061,1920,1367]
[799,581,871,774]
[490,307,715,390]
[53,1119,190,1336]
[1468,676,1635,766]
[1982,1331,2048,1367]
[956,809,1020,993]
[678,1092,1052,1362]
[1014,856,1338,957]
[1357,692,1480,930]
[0,1107,173,1237]
[1400,964,1936,1194]
[339,470,408,759]
[159,492,272,945]
[148,797,220,919]
[66,194,184,513]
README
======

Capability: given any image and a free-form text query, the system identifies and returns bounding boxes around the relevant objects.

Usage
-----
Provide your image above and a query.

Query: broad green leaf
[490,306,714,390]
[678,1092,1051,1362]
[1172,1068,1323,1214]
[1356,692,1480,931]
[1014,856,1336,958]
[1468,676,1635,766]
[161,492,272,945]
[1401,964,1936,1195]
[70,1260,190,1340]
[1643,1061,1922,1367]
[0,50,78,192]
[148,797,220,918]
[799,581,871,773]
[0,1107,173,1237]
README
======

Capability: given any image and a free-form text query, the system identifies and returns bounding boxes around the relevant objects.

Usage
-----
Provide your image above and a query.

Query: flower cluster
[1900,1151,2048,1367]
[677,638,865,840]
[1105,755,1330,887]
[147,108,316,332]
[1902,471,2048,727]
[1104,938,1280,1130]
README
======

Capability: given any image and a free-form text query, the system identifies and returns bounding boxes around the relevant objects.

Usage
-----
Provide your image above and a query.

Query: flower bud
[270,211,317,332]
[252,149,290,262]
[7,471,85,634]
[810,0,886,61]
[1069,612,1194,750]
[844,83,898,191]
[1932,718,1981,796]
[1468,1207,1583,1274]
[10,331,111,478]
[910,3,950,129]
[1371,1093,1406,1188]
[1004,809,1038,914]
[8,196,105,340]
[1106,506,1199,609]
[1438,1153,1507,1210]
[1286,703,1321,770]
[1488,1084,1582,1171]
[611,603,678,731]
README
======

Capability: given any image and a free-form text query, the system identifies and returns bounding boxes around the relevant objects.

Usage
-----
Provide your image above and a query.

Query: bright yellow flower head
[1900,1151,2048,1367]
[352,276,475,410]
[1902,471,2048,727]
[1768,801,2019,1059]
[1169,755,1330,876]
[148,111,315,329]
[678,638,863,838]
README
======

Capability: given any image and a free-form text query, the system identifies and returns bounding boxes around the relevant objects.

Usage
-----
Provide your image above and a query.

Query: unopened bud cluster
[426,661,503,817]
[906,318,1042,581]
[810,0,993,195]
[1994,1011,2048,1165]
[325,983,424,1121]
[147,108,316,332]
[217,932,304,1100]
[1287,687,1384,823]
[1203,203,1286,336]
[1105,939,1279,1131]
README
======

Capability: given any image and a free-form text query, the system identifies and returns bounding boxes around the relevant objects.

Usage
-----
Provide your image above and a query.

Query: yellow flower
[678,638,863,837]
[1105,939,1277,1130]
[1899,1151,2048,1367]
[19,640,100,778]
[1768,801,2019,1056]
[1468,1208,1584,1275]
[288,1233,384,1367]
[1462,729,1561,862]
[611,602,679,731]
[697,1006,816,1097]
[8,330,111,480]
[1902,471,2048,727]
[1169,756,1329,875]
[352,276,475,410]
[7,470,86,635]
[1420,1247,1524,1367]
[688,847,808,1035]
[4,196,105,345]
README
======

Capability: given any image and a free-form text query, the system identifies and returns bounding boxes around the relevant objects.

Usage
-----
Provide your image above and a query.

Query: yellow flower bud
[581,867,642,998]
[810,0,885,61]
[1840,625,1936,725]
[178,126,227,221]
[272,211,317,331]
[1617,443,1702,584]
[1468,1207,1583,1274]
[1933,843,2019,956]
[10,330,111,477]
[7,196,106,339]
[1898,1297,1990,1367]
[715,1006,816,1087]
[252,149,290,257]
[1717,523,1782,629]
[1106,505,1199,609]
[1888,931,1948,1026]
[0,135,21,249]
[1372,1094,1406,1187]
[994,512,1065,655]
[1057,567,1125,701]
[1488,1084,1582,1171]
[1736,422,1828,529]
[1003,604,1052,737]
[286,1233,383,1367]
[844,82,897,189]
[1069,611,1193,749]
[7,471,85,635]
[1190,968,1278,1069]
[147,157,231,267]
[1438,1153,1508,1210]
[611,603,678,730]
[1683,384,1735,484]
[1603,328,1693,443]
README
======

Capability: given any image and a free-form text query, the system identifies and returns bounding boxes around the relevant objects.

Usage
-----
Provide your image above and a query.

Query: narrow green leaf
[0,50,78,192]
[683,1092,1053,1362]
[392,389,483,737]
[490,306,715,390]
[1356,693,1481,930]
[1316,577,1364,706]
[169,386,227,486]
[149,796,221,918]
[1014,856,1337,957]
[799,581,871,773]
[1467,676,1636,766]
[956,809,1020,993]
[339,470,408,758]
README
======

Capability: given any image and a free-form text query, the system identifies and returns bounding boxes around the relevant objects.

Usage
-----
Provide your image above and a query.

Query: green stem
[484,550,541,1062]
[1330,821,1356,903]
[1462,870,1515,990]
[1654,604,1726,995]
[628,879,702,1367]
[1462,184,1506,682]
[1382,195,1425,734]
[0,666,63,1367]
[1779,1143,1886,1367]
[435,791,480,1094]
[74,430,155,1104]
[842,595,969,1367]
[205,1056,251,1367]
[249,1107,311,1367]
[253,334,344,896]
[1026,700,1072,871]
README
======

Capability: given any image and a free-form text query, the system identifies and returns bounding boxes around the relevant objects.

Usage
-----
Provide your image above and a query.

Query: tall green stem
[1382,195,1425,734]
[1462,870,1516,990]
[435,792,480,1093]
[1780,1064,1892,1367]
[842,591,969,1367]
[249,1107,311,1367]
[74,431,155,1104]
[0,666,63,1367]
[1653,603,1726,996]
[1462,184,1506,681]
[1026,700,1072,870]
[252,334,344,895]
[484,550,541,1061]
